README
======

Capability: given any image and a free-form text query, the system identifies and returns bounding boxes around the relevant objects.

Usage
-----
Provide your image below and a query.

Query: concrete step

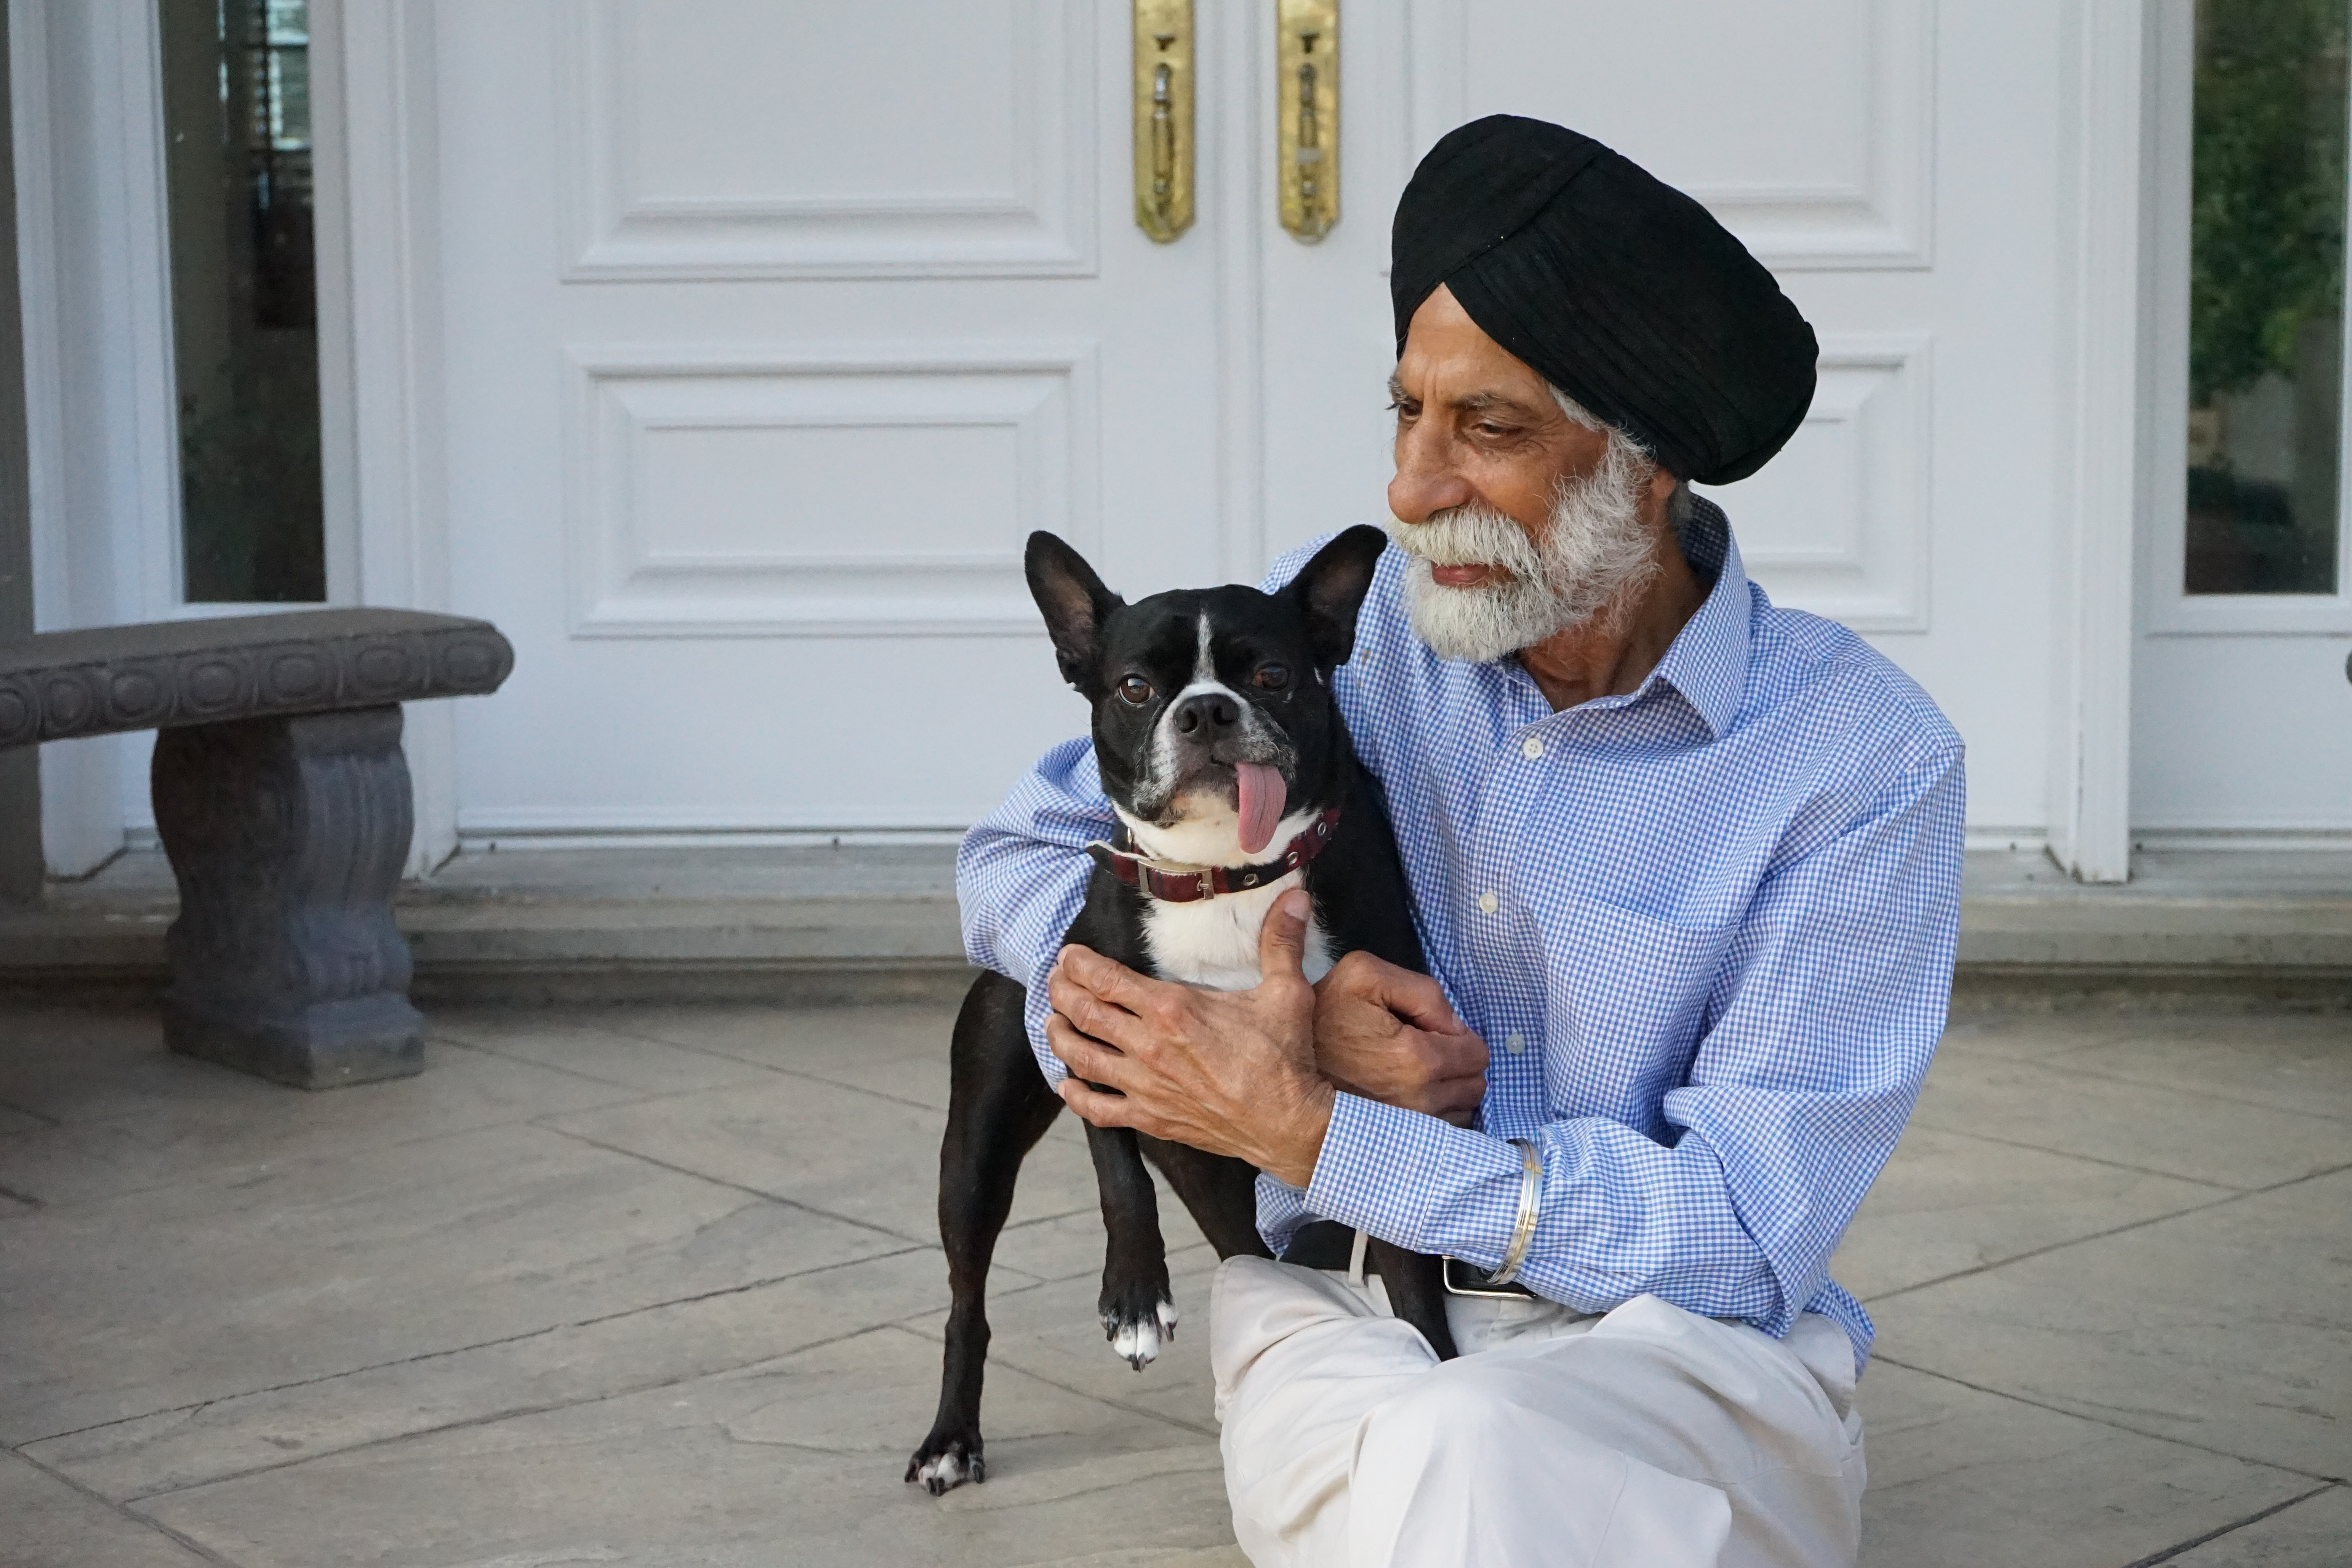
[1955,849,2352,1007]
[3,846,2348,1009]
[0,846,971,1006]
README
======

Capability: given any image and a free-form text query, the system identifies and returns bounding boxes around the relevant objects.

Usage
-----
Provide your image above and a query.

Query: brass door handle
[1278,0,1338,241]
[1133,1,1195,242]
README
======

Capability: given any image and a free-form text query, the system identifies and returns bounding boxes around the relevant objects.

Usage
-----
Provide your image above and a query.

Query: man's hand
[1312,951,1488,1127]
[1047,890,1336,1188]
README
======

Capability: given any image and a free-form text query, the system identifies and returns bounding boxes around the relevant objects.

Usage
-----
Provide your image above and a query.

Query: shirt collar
[1644,495,1751,739]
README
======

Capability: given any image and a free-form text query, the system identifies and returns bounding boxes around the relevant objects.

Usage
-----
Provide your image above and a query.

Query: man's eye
[1117,676,1154,706]
[1254,663,1291,691]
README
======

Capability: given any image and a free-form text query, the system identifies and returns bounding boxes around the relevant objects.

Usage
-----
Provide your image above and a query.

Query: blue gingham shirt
[959,500,1965,1369]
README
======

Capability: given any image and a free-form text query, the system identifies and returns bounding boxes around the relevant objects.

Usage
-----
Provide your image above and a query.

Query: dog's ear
[1283,525,1390,669]
[1025,532,1123,693]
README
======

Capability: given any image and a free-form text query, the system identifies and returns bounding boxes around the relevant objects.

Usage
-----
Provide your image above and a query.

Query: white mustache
[1381,504,1544,573]
[1380,431,1663,662]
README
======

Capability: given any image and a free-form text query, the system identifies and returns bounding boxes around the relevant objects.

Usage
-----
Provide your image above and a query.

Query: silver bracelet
[1486,1137,1544,1286]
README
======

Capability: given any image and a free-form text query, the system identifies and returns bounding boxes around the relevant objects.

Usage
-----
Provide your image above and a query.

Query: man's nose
[1388,421,1474,524]
[1172,691,1240,735]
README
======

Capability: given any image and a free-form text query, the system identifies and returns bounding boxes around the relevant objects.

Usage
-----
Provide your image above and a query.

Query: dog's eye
[1117,676,1154,706]
[1253,663,1292,692]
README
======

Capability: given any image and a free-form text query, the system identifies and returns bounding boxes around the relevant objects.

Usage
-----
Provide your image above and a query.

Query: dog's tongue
[1235,763,1287,857]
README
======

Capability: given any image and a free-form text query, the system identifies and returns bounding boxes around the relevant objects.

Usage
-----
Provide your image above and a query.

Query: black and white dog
[907,526,1457,1496]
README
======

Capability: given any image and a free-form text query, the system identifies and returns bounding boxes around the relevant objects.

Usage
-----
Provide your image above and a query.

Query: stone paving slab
[0,1117,907,1446]
[1,1002,2346,1565]
[1856,1361,2319,1568]
[609,1001,971,1112]
[1828,1123,2230,1299]
[138,1327,1236,1568]
[2163,1484,2352,1566]
[1873,1169,2352,1480]
[428,1013,787,1094]
[2035,1013,2352,1121]
[21,1247,951,1503]
[0,1036,645,1208]
[543,1069,1101,1246]
[1907,1046,2351,1189]
[0,1449,214,1568]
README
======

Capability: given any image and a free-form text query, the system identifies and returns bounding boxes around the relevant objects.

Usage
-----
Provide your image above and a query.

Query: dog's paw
[905,1430,985,1495]
[1100,1291,1181,1371]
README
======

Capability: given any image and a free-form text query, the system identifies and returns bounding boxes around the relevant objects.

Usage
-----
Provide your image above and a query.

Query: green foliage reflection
[2192,0,2348,403]
[2187,0,2349,593]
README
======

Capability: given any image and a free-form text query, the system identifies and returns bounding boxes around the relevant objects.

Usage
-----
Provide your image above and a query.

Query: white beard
[1385,434,1662,664]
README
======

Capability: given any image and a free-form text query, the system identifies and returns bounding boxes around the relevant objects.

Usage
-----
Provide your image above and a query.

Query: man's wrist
[1268,1076,1337,1189]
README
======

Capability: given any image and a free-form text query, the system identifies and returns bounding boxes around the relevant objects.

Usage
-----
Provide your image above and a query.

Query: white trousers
[1210,1256,1867,1568]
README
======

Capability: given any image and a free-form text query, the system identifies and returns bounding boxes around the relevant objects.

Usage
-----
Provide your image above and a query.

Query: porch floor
[1,1000,2345,1566]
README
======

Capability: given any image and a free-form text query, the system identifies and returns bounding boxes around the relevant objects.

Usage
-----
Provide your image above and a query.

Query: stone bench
[0,610,513,1087]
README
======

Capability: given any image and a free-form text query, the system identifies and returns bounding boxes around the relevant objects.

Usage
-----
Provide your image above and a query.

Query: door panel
[2135,639,2352,831]
[1463,0,1931,268]
[561,0,1095,279]
[438,0,1218,837]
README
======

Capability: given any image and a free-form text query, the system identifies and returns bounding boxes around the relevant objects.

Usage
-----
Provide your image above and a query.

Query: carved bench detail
[1,610,514,1088]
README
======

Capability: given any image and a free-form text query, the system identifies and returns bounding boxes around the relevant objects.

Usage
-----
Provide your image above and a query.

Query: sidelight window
[2184,0,2352,595]
[158,0,326,603]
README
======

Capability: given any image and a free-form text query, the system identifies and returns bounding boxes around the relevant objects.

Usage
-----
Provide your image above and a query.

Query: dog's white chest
[1140,876,1334,992]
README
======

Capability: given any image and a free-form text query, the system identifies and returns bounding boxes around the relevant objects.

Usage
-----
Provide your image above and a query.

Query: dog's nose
[1171,691,1241,735]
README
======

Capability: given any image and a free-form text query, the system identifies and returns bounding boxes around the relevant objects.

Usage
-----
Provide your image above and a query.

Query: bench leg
[150,705,424,1088]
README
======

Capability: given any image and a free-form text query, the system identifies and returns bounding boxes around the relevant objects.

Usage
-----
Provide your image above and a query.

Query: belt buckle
[1442,1256,1536,1299]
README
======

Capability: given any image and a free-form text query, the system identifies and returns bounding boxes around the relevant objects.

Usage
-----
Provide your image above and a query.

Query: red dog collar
[1087,806,1341,904]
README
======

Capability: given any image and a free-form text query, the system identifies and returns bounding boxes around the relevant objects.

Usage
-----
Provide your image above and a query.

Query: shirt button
[1478,891,1500,915]
[1521,736,1544,760]
[1504,1031,1526,1055]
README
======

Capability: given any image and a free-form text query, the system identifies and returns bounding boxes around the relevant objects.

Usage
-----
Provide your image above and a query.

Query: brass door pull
[1278,0,1338,241]
[1133,0,1195,242]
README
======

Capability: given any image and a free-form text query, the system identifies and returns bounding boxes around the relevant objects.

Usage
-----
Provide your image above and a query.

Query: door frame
[2044,0,2149,884]
[0,0,37,903]
[10,0,458,875]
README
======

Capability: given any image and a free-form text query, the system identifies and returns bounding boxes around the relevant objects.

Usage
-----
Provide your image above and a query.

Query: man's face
[1386,284,1607,568]
[1385,286,1677,660]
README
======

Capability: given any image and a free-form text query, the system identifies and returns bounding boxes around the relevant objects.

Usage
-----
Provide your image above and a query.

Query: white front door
[433,0,2076,847]
[436,2,1241,841]
[2134,0,2352,844]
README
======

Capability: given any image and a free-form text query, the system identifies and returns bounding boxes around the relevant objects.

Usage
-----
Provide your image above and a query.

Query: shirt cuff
[1303,1092,1523,1262]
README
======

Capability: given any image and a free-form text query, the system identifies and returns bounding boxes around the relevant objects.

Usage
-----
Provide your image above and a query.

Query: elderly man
[960,116,1964,1567]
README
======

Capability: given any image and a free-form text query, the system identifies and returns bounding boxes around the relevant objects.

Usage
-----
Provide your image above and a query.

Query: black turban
[1392,115,1817,486]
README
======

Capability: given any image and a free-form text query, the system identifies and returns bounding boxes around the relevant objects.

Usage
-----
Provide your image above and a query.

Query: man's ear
[1025,531,1123,692]
[1284,525,1390,669]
